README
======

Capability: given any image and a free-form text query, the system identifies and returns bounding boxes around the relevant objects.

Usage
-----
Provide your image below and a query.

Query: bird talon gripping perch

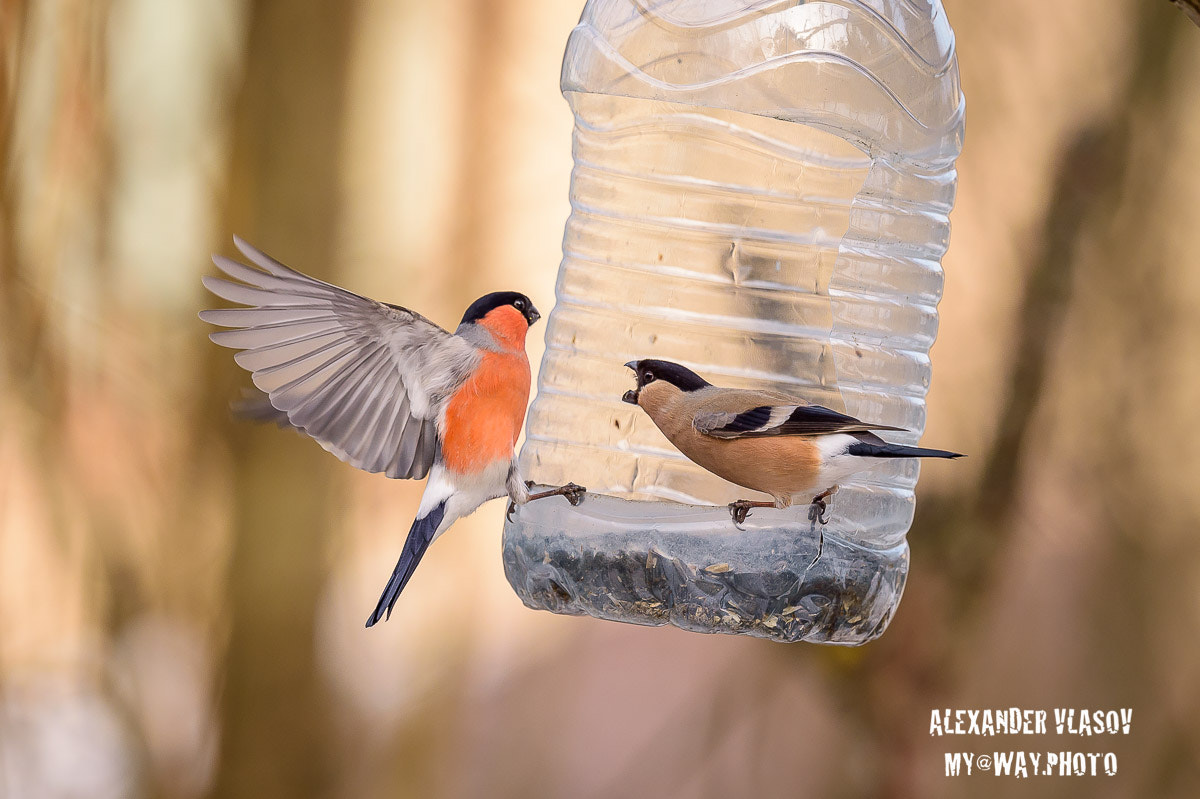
[508,482,589,520]
[728,499,774,526]
[561,483,588,506]
[809,486,837,526]
[201,237,583,627]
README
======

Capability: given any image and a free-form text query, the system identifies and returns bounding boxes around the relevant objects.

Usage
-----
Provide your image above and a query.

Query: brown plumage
[623,359,962,525]
[631,381,824,506]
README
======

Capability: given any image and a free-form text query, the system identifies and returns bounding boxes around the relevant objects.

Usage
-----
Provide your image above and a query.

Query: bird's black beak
[622,361,640,404]
[527,306,541,325]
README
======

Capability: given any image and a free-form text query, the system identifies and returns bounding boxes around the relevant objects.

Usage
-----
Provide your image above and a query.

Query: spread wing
[694,403,906,440]
[199,236,479,479]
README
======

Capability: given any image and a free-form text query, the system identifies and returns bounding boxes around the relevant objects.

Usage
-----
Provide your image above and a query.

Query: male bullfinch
[622,359,961,526]
[200,237,584,627]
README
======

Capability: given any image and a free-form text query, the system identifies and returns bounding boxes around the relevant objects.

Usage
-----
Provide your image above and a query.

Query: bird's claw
[807,498,830,526]
[506,499,517,521]
[522,482,588,509]
[562,482,587,506]
[728,501,753,526]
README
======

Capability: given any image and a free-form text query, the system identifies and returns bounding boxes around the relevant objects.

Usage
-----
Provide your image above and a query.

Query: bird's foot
[506,481,535,521]
[807,486,838,526]
[728,499,774,526]
[807,498,829,526]
[558,482,587,506]
[509,481,586,520]
[803,489,838,567]
[506,481,534,521]
[526,482,588,507]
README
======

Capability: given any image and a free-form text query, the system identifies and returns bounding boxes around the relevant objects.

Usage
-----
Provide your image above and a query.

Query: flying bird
[622,359,961,526]
[200,237,584,627]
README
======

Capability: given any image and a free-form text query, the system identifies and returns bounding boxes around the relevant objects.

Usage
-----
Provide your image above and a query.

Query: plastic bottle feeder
[504,0,964,644]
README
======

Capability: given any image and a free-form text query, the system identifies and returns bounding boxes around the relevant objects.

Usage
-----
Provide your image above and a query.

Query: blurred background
[3,0,1200,797]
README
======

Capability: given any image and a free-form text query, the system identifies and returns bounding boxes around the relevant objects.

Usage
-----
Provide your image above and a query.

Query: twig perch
[1169,0,1200,27]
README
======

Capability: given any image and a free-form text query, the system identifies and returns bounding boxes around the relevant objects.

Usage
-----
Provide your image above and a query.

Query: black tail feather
[847,443,963,459]
[365,501,447,627]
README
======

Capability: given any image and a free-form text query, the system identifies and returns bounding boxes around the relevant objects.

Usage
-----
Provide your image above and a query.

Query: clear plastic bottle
[504,0,963,643]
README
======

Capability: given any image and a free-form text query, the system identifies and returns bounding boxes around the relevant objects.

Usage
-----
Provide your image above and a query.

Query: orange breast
[441,349,531,475]
[478,305,529,351]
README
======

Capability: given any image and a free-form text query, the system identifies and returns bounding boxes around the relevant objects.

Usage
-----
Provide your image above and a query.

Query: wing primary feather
[420,421,439,476]
[230,333,347,371]
[777,404,905,434]
[721,406,772,434]
[402,421,432,480]
[357,374,405,471]
[233,235,348,292]
[237,334,354,377]
[332,362,399,464]
[201,275,330,307]
[394,406,427,479]
[209,321,344,351]
[293,354,388,442]
[285,344,384,431]
[199,307,336,327]
[385,398,421,478]
[409,422,433,479]
[211,254,332,295]
[259,345,360,401]
[298,349,392,443]
[700,403,908,439]
[345,377,398,470]
[288,350,385,434]
[373,392,408,476]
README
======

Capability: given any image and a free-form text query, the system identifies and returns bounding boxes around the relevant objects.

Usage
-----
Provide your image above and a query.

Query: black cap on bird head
[460,291,540,327]
[622,359,710,404]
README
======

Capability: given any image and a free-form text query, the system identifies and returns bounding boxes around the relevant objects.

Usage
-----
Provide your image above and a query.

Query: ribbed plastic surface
[505,0,963,643]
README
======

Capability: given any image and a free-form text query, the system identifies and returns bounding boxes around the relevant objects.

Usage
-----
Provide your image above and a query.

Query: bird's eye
[514,298,526,310]
[643,373,656,384]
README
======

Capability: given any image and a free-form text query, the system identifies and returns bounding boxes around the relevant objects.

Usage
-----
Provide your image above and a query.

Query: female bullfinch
[623,359,961,526]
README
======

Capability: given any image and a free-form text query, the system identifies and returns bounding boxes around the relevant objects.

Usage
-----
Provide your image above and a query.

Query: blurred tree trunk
[446,0,505,300]
[0,0,47,400]
[0,0,25,294]
[210,3,358,798]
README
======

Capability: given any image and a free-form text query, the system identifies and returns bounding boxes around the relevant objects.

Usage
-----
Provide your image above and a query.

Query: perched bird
[200,237,584,627]
[622,359,961,526]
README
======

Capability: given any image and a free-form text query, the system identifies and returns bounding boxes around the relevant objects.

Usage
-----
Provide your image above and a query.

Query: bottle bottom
[503,489,908,645]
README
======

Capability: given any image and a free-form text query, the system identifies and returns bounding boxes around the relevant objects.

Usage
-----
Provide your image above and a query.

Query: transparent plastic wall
[505,0,964,643]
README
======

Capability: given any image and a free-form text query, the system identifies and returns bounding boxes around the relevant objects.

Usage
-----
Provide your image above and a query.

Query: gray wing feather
[200,237,477,479]
[693,411,737,436]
